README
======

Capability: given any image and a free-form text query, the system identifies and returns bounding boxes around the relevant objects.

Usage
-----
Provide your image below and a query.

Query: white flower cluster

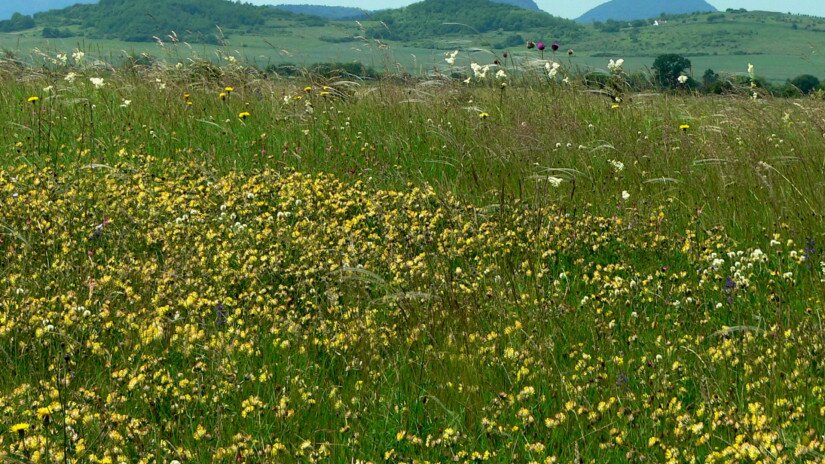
[608,159,625,172]
[444,50,459,66]
[545,61,561,78]
[607,58,624,73]
[470,62,491,79]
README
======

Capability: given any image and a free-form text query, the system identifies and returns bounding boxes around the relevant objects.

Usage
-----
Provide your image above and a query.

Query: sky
[250,1,825,18]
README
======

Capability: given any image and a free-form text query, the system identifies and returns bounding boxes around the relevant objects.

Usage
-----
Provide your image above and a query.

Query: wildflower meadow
[1,49,825,463]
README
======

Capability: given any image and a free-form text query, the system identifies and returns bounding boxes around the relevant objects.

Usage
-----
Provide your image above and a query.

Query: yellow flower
[320,91,331,97]
[36,407,51,419]
[611,104,621,109]
[680,124,690,131]
[224,86,234,93]
[479,112,489,119]
[28,96,40,104]
[183,93,191,100]
[219,92,227,101]
[238,111,251,120]
[11,423,29,434]
[303,86,312,93]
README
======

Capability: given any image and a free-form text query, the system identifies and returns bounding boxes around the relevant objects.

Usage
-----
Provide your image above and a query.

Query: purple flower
[551,41,560,52]
[536,41,546,51]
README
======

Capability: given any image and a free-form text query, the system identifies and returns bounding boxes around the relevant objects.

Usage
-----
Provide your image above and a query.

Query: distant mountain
[0,0,96,20]
[577,0,716,23]
[273,5,369,20]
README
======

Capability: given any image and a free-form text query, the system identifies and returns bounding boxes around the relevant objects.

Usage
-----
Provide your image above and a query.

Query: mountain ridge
[577,0,717,23]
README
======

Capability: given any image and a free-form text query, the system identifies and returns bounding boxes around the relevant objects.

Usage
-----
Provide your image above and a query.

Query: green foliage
[368,0,579,41]
[41,27,73,38]
[0,12,35,32]
[790,74,821,94]
[652,53,691,88]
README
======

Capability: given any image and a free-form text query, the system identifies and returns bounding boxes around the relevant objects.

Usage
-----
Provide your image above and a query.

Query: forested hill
[32,0,324,43]
[369,0,578,41]
[273,5,368,20]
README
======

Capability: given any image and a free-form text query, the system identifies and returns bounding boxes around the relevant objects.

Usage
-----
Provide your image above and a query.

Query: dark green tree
[652,53,691,89]
[0,13,35,32]
[790,74,821,94]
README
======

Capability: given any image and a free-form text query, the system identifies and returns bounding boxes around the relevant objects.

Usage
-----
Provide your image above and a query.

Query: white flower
[89,77,105,89]
[677,75,688,84]
[495,69,507,80]
[43,85,54,93]
[64,72,77,83]
[609,159,625,172]
[607,59,624,72]
[56,53,67,65]
[621,190,630,201]
[444,50,458,66]
[747,63,754,74]
[227,55,237,64]
[470,62,490,79]
[750,249,766,262]
[120,99,131,108]
[463,77,471,84]
[547,177,564,187]
[72,49,85,63]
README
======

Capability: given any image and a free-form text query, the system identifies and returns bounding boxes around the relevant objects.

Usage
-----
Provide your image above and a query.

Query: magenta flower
[536,41,546,51]
[551,42,560,52]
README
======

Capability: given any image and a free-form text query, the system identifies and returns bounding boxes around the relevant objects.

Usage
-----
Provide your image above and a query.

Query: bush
[652,53,691,89]
[790,74,820,94]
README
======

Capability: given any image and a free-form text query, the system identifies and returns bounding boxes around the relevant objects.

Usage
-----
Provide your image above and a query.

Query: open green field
[3,9,825,81]
[1,57,825,463]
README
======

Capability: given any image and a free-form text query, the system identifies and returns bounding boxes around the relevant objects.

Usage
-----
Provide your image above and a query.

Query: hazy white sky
[251,1,825,18]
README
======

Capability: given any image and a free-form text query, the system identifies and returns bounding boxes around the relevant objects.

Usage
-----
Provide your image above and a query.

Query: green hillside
[2,1,825,81]
[32,0,324,43]
[368,0,579,41]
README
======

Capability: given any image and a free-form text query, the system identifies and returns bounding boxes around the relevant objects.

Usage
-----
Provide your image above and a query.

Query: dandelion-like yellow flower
[320,91,331,97]
[219,92,227,101]
[611,104,621,110]
[36,407,51,419]
[183,93,191,100]
[680,124,690,132]
[303,86,312,93]
[238,111,251,120]
[224,86,234,93]
[11,423,29,434]
[479,112,489,119]
[28,96,40,104]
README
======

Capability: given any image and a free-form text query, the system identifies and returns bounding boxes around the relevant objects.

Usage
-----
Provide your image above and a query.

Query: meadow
[1,50,825,463]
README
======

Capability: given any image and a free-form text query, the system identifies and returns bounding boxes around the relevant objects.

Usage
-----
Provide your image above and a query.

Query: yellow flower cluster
[0,159,822,462]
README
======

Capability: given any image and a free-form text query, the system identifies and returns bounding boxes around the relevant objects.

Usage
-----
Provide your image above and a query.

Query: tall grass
[0,58,824,463]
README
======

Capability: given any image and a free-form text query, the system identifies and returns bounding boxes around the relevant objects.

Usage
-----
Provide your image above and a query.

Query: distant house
[653,19,668,26]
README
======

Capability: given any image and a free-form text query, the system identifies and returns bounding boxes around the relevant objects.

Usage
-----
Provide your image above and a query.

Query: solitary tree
[652,53,692,89]
[790,74,821,94]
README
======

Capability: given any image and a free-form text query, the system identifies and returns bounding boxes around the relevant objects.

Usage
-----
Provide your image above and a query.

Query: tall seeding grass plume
[1,44,825,464]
